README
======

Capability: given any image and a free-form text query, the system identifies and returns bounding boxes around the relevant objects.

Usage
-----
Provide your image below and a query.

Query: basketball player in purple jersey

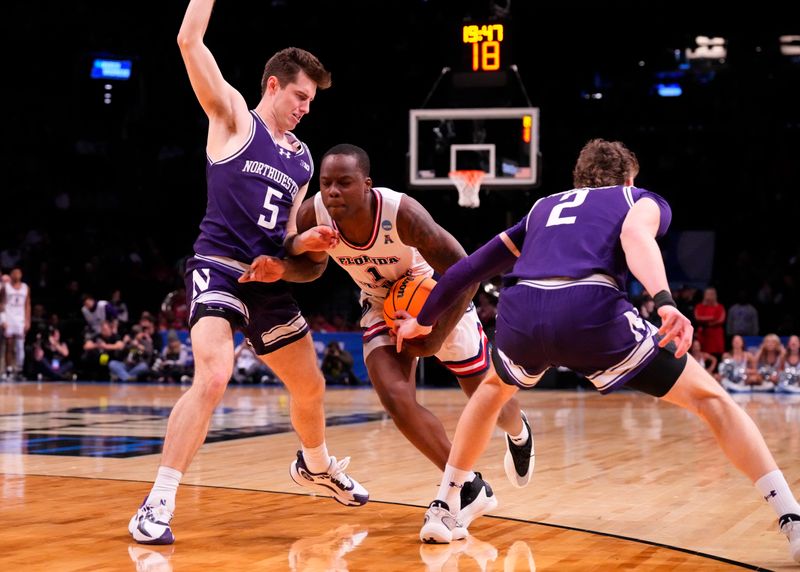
[286,144,533,531]
[129,0,367,545]
[396,139,800,561]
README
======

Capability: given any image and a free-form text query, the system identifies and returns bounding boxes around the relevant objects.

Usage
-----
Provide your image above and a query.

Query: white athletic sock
[509,419,530,446]
[147,466,183,512]
[756,470,800,519]
[436,465,475,514]
[302,443,331,473]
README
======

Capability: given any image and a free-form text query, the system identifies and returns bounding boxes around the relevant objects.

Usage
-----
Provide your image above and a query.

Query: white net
[448,170,484,208]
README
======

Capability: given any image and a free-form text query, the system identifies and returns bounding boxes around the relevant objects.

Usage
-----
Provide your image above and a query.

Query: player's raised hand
[239,255,286,283]
[297,225,339,252]
[657,305,693,358]
[394,311,433,353]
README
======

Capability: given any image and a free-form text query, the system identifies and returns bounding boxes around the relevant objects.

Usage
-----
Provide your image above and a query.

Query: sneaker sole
[289,464,368,507]
[503,447,535,489]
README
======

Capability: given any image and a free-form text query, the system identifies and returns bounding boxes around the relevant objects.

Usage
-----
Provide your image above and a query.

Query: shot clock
[461,21,509,72]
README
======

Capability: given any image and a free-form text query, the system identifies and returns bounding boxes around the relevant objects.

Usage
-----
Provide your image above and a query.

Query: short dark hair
[572,138,639,188]
[261,47,331,96]
[322,143,371,176]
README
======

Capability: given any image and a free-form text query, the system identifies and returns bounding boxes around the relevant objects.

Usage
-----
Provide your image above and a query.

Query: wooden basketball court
[1,381,798,570]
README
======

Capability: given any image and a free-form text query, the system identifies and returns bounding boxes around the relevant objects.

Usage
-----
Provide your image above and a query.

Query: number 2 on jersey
[545,189,589,227]
[257,187,282,230]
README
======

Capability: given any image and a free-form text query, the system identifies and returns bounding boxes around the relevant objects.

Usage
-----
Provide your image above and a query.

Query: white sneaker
[504,411,535,488]
[290,450,369,507]
[128,498,174,545]
[780,513,800,563]
[420,500,468,544]
[722,378,751,393]
[457,472,499,528]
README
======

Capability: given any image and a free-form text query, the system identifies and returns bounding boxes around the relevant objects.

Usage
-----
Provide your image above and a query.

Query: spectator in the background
[158,287,188,331]
[690,338,718,375]
[751,333,785,390]
[321,341,358,385]
[232,340,275,384]
[81,294,117,335]
[726,289,759,338]
[81,320,125,380]
[138,312,162,355]
[638,292,661,328]
[694,287,726,361]
[719,334,757,391]
[778,335,800,392]
[108,324,155,382]
[32,326,74,381]
[109,289,130,334]
[153,331,193,383]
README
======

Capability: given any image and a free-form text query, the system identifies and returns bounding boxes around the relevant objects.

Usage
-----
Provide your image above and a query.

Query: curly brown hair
[260,47,331,96]
[572,138,639,188]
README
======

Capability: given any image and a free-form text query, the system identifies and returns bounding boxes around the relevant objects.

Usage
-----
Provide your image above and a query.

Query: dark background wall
[4,1,799,331]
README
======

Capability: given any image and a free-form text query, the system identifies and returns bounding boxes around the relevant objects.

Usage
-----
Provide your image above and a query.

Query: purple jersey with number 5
[193,110,314,263]
[507,185,671,287]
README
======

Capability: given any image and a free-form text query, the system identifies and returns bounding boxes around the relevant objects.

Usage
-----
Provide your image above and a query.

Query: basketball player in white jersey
[2,267,30,379]
[284,143,535,530]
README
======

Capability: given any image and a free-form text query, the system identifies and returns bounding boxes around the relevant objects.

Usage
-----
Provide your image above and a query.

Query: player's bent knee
[376,386,417,418]
[193,371,231,402]
[286,375,325,402]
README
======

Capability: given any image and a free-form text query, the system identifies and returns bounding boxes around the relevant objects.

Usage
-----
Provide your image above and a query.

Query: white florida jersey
[3,282,28,321]
[314,187,433,299]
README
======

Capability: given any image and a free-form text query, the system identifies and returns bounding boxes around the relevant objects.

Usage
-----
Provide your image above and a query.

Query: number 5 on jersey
[258,187,283,230]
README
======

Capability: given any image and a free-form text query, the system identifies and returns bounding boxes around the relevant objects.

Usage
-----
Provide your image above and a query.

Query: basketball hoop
[448,170,484,208]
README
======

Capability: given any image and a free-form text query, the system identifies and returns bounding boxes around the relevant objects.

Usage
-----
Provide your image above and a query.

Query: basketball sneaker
[128,497,174,545]
[420,500,468,544]
[504,411,535,488]
[780,513,800,562]
[458,472,498,528]
[289,450,369,507]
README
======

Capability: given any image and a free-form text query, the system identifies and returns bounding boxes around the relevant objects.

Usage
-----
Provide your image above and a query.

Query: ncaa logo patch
[381,220,392,231]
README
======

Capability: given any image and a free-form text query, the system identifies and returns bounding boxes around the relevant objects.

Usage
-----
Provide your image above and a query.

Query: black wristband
[653,289,676,310]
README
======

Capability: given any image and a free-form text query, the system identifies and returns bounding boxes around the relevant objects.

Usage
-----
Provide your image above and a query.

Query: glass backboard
[409,107,539,189]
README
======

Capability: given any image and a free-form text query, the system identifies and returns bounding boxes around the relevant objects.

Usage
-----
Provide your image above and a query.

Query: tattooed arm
[395,194,478,356]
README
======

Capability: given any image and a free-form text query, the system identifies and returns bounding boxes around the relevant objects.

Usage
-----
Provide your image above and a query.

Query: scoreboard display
[460,21,510,73]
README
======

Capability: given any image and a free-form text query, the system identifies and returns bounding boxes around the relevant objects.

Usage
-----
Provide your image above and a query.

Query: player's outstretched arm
[177,0,249,126]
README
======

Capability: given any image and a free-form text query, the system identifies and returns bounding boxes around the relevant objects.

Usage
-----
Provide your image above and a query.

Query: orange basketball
[383,274,437,330]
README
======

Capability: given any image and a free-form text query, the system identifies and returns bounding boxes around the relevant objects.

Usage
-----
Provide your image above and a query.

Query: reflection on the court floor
[419,537,534,571]
[128,545,174,572]
[0,405,385,458]
[288,524,368,571]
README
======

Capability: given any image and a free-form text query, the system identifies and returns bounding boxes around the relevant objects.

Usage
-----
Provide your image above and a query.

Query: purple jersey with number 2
[492,185,672,393]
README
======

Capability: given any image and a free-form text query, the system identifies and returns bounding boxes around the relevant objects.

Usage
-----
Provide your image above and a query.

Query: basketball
[383,274,437,330]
